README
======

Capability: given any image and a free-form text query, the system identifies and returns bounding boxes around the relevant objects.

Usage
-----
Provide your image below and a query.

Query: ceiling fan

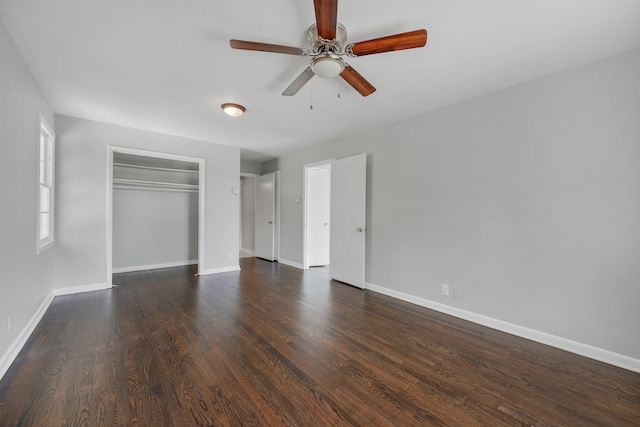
[230,0,427,97]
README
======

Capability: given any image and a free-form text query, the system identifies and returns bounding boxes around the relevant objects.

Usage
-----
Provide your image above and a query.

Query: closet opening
[106,147,205,285]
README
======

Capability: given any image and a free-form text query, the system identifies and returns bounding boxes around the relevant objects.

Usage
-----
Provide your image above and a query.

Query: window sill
[36,238,55,255]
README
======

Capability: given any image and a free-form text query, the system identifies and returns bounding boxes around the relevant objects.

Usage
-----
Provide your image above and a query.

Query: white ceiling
[1,1,639,162]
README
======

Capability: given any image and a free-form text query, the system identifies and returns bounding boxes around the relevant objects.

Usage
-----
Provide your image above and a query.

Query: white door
[307,167,331,266]
[330,154,367,288]
[255,173,275,261]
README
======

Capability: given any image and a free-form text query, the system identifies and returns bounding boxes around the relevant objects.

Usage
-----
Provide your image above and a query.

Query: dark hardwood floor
[0,258,638,426]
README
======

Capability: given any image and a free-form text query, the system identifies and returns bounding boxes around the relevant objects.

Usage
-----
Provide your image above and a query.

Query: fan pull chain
[337,78,341,99]
[309,79,314,110]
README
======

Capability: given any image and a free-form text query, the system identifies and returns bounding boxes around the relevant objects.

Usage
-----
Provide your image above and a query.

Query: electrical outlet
[453,287,461,299]
[228,252,233,260]
[7,315,12,334]
[441,284,449,296]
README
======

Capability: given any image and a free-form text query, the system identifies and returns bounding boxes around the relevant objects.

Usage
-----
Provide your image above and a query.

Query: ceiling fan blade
[348,29,427,57]
[340,65,376,97]
[282,67,315,96]
[314,0,338,40]
[230,39,307,56]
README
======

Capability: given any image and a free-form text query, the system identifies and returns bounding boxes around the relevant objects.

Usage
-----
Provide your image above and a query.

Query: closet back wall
[112,158,199,272]
[113,190,198,272]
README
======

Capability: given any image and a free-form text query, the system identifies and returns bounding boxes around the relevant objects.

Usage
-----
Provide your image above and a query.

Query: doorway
[303,160,332,269]
[239,174,257,258]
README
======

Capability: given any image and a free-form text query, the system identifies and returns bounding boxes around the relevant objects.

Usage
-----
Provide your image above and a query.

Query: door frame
[106,146,206,286]
[302,159,334,269]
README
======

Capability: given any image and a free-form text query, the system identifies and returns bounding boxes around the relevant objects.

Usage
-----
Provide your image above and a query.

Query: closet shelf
[113,162,198,174]
[113,178,198,193]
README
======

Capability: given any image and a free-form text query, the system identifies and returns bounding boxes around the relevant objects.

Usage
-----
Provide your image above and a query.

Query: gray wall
[112,189,198,270]
[53,115,241,288]
[241,159,262,175]
[112,160,199,270]
[262,158,279,175]
[241,176,255,251]
[273,49,640,360]
[0,20,54,364]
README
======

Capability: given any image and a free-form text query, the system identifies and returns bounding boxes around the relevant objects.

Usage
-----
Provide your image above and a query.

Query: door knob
[324,222,329,226]
[356,227,366,232]
[268,221,273,224]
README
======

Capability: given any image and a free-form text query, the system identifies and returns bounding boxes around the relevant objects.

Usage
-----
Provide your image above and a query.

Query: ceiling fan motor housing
[308,22,347,53]
[308,22,347,78]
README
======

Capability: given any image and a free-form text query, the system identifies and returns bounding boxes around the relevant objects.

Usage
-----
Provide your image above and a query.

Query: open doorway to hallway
[240,175,257,258]
[303,161,332,269]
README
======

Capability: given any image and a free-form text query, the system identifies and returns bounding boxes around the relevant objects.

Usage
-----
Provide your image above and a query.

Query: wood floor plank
[0,258,638,425]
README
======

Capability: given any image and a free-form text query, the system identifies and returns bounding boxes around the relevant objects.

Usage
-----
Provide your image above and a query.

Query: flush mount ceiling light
[221,103,246,117]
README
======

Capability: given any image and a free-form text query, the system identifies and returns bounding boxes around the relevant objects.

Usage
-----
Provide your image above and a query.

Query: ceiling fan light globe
[311,57,345,79]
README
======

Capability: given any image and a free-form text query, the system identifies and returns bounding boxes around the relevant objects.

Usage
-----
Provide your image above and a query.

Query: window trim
[36,113,55,254]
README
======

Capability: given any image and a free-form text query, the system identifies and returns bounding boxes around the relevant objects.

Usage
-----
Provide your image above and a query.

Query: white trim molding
[54,282,111,296]
[365,282,640,374]
[278,258,304,269]
[112,260,198,274]
[0,294,54,381]
[198,266,241,275]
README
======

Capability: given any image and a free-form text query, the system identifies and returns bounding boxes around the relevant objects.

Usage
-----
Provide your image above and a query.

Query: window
[37,114,55,253]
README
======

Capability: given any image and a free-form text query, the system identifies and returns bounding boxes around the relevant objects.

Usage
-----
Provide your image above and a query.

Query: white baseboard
[365,282,640,374]
[54,282,111,296]
[112,259,197,274]
[198,265,241,275]
[278,258,304,269]
[0,293,54,381]
[240,248,255,256]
